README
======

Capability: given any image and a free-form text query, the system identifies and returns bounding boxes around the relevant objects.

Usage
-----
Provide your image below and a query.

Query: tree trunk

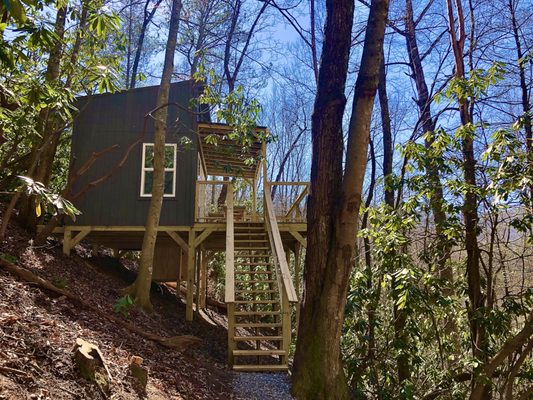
[125,0,182,311]
[292,0,389,398]
[404,0,456,342]
[445,0,487,397]
[508,0,532,202]
[378,52,394,208]
[130,0,164,89]
[379,50,411,383]
[18,4,68,230]
[405,0,451,281]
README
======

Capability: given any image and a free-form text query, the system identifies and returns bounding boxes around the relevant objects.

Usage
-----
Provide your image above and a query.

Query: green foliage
[0,1,123,194]
[52,275,68,289]
[0,253,19,263]
[343,62,533,398]
[193,58,270,153]
[113,295,134,318]
[17,176,80,220]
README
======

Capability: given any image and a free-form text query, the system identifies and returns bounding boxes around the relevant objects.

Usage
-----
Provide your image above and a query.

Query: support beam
[186,230,196,321]
[194,229,214,248]
[252,179,257,221]
[199,251,208,309]
[289,230,307,248]
[167,231,189,254]
[91,243,100,257]
[62,229,72,255]
[63,228,91,256]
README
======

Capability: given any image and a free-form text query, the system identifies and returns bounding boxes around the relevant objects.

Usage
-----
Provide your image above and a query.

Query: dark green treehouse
[59,81,308,371]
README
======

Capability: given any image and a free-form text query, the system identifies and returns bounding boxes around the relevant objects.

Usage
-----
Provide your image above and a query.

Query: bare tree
[124,0,183,310]
[292,0,390,398]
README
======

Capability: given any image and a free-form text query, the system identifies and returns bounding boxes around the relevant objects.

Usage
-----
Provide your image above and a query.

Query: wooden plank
[232,365,288,372]
[186,230,196,321]
[263,182,298,303]
[60,225,192,232]
[166,231,189,254]
[281,290,291,364]
[268,182,310,186]
[194,229,214,247]
[224,183,235,303]
[62,228,72,255]
[69,228,92,249]
[285,186,309,219]
[233,350,285,356]
[227,303,236,366]
[233,336,283,341]
[235,322,282,328]
[289,231,307,248]
[199,252,208,309]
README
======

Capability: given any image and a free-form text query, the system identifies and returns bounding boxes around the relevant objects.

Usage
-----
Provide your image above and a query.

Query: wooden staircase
[228,222,289,371]
[224,181,298,372]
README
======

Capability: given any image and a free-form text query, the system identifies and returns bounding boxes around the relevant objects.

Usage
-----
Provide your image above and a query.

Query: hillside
[0,206,237,399]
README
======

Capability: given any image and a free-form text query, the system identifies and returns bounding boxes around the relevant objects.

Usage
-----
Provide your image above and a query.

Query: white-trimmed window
[140,143,177,197]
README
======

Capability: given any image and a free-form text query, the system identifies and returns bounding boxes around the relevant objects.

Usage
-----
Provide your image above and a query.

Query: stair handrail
[224,182,235,303]
[263,181,298,304]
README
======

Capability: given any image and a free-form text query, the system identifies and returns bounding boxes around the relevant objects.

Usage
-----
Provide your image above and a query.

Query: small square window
[140,143,176,197]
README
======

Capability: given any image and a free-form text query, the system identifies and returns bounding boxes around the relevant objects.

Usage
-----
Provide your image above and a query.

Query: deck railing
[268,182,309,223]
[195,179,259,222]
[263,170,299,360]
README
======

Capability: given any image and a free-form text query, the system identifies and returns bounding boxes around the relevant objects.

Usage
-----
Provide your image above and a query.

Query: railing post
[186,230,196,321]
[225,182,235,365]
[228,303,236,366]
[281,289,290,364]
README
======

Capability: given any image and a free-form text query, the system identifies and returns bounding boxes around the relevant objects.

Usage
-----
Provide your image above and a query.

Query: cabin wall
[69,81,198,228]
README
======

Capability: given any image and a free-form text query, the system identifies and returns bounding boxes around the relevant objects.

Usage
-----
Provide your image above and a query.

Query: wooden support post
[194,248,201,318]
[281,289,290,364]
[252,179,257,221]
[91,243,100,258]
[199,251,208,309]
[63,228,90,256]
[62,228,72,255]
[227,303,236,366]
[289,230,307,248]
[186,230,196,321]
[180,248,187,282]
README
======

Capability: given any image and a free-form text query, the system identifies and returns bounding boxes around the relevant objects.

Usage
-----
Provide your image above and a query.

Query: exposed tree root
[0,258,201,351]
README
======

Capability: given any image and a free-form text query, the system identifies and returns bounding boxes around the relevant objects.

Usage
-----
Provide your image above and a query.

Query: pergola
[196,122,265,180]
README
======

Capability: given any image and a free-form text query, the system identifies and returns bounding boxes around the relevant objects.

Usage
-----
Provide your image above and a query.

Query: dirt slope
[0,208,235,400]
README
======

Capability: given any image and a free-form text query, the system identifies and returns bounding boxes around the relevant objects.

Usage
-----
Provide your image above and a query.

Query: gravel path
[232,372,294,400]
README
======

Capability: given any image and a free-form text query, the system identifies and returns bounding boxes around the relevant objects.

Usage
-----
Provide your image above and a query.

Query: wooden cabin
[57,81,308,371]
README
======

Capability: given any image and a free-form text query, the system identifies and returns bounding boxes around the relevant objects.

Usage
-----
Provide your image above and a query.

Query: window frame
[140,142,177,198]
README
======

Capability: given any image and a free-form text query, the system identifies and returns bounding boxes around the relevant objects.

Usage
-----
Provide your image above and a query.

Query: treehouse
[51,81,309,371]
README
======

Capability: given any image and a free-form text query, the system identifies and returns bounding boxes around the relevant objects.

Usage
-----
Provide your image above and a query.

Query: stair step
[236,247,269,250]
[235,254,270,258]
[233,336,283,341]
[233,349,286,356]
[235,271,274,275]
[235,280,275,284]
[234,311,281,316]
[234,300,279,304]
[236,289,277,294]
[235,239,268,242]
[233,365,288,372]
[235,263,272,267]
[235,322,282,328]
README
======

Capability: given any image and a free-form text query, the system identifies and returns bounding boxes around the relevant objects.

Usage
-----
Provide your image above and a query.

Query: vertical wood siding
[69,81,198,227]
